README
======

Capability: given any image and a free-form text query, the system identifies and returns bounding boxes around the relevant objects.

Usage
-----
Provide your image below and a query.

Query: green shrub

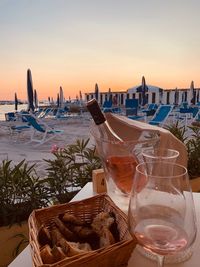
[165,122,200,179]
[44,139,102,203]
[186,126,200,178]
[0,138,102,226]
[0,160,50,227]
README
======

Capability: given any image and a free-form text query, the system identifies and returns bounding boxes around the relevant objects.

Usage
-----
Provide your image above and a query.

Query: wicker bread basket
[28,193,137,267]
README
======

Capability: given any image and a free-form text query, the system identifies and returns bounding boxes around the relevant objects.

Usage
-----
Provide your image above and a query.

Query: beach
[0,116,92,177]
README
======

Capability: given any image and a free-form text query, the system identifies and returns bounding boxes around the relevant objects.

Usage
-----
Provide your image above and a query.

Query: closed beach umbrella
[141,76,148,106]
[190,81,195,105]
[197,91,199,103]
[14,92,18,111]
[57,93,60,107]
[34,89,39,109]
[27,69,34,112]
[95,83,99,101]
[113,94,118,106]
[159,88,163,104]
[174,87,179,105]
[185,91,187,102]
[182,91,185,102]
[79,90,82,101]
[59,86,64,108]
[193,90,196,105]
[108,88,112,102]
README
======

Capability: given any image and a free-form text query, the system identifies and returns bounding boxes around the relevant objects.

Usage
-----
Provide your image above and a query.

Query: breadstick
[40,244,55,264]
[54,217,76,241]
[51,227,64,246]
[38,225,52,246]
[51,246,66,261]
[72,225,96,239]
[62,213,82,225]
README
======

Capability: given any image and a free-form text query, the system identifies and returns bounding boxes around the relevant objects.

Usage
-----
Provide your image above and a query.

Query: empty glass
[142,148,180,176]
[142,148,179,163]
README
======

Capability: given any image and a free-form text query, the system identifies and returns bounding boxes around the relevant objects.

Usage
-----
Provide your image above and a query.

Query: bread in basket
[28,193,137,267]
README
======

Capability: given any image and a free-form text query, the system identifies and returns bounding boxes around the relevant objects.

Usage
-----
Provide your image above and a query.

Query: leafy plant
[165,121,188,144]
[0,138,102,266]
[0,160,50,227]
[186,126,200,178]
[44,139,102,203]
[0,138,102,226]
[165,122,200,179]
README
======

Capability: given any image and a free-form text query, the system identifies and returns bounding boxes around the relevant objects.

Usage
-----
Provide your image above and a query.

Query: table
[9,182,200,267]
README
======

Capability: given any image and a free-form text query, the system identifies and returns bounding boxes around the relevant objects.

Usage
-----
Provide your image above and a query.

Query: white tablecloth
[9,182,200,267]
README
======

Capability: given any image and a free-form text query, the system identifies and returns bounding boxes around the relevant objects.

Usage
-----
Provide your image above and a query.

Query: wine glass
[139,148,194,263]
[142,148,179,178]
[142,148,179,163]
[128,161,197,267]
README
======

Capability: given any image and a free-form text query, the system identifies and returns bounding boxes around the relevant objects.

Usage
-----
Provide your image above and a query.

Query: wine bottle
[87,98,138,196]
[86,98,122,141]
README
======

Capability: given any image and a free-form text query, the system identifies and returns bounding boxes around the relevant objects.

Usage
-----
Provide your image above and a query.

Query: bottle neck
[98,120,123,141]
[87,98,122,141]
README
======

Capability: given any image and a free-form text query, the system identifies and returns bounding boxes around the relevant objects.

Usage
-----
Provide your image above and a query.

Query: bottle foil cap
[86,99,106,125]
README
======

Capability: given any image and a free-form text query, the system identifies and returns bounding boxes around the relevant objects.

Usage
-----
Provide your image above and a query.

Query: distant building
[85,85,200,106]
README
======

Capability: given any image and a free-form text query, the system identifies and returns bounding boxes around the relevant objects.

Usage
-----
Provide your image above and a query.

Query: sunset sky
[0,0,200,101]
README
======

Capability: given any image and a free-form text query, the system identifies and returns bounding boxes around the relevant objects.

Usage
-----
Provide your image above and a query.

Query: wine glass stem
[157,255,165,267]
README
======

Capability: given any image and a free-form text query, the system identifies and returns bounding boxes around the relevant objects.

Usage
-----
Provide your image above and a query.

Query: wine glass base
[137,245,193,264]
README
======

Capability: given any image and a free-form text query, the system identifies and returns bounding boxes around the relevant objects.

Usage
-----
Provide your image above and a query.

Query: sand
[0,115,93,177]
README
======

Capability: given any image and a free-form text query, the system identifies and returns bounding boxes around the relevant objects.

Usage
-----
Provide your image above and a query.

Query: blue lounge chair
[125,99,139,116]
[5,112,16,121]
[128,103,158,121]
[182,106,199,118]
[5,112,31,140]
[102,100,113,113]
[22,114,64,146]
[55,108,71,119]
[192,109,200,125]
[102,100,122,114]
[174,106,199,125]
[37,108,54,119]
[141,103,158,116]
[149,105,173,126]
[9,123,31,141]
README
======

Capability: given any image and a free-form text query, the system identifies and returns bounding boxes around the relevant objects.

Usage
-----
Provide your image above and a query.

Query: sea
[0,104,27,121]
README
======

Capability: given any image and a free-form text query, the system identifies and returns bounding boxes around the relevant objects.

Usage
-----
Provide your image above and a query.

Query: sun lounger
[149,105,173,127]
[22,114,64,146]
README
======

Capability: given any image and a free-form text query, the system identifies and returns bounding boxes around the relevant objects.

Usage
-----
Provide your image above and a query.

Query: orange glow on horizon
[0,66,200,101]
[1,75,200,101]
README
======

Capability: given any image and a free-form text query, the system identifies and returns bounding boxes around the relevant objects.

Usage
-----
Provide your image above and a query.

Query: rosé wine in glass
[128,162,197,267]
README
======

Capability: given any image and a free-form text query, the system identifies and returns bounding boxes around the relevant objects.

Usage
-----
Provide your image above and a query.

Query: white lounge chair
[22,114,64,146]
